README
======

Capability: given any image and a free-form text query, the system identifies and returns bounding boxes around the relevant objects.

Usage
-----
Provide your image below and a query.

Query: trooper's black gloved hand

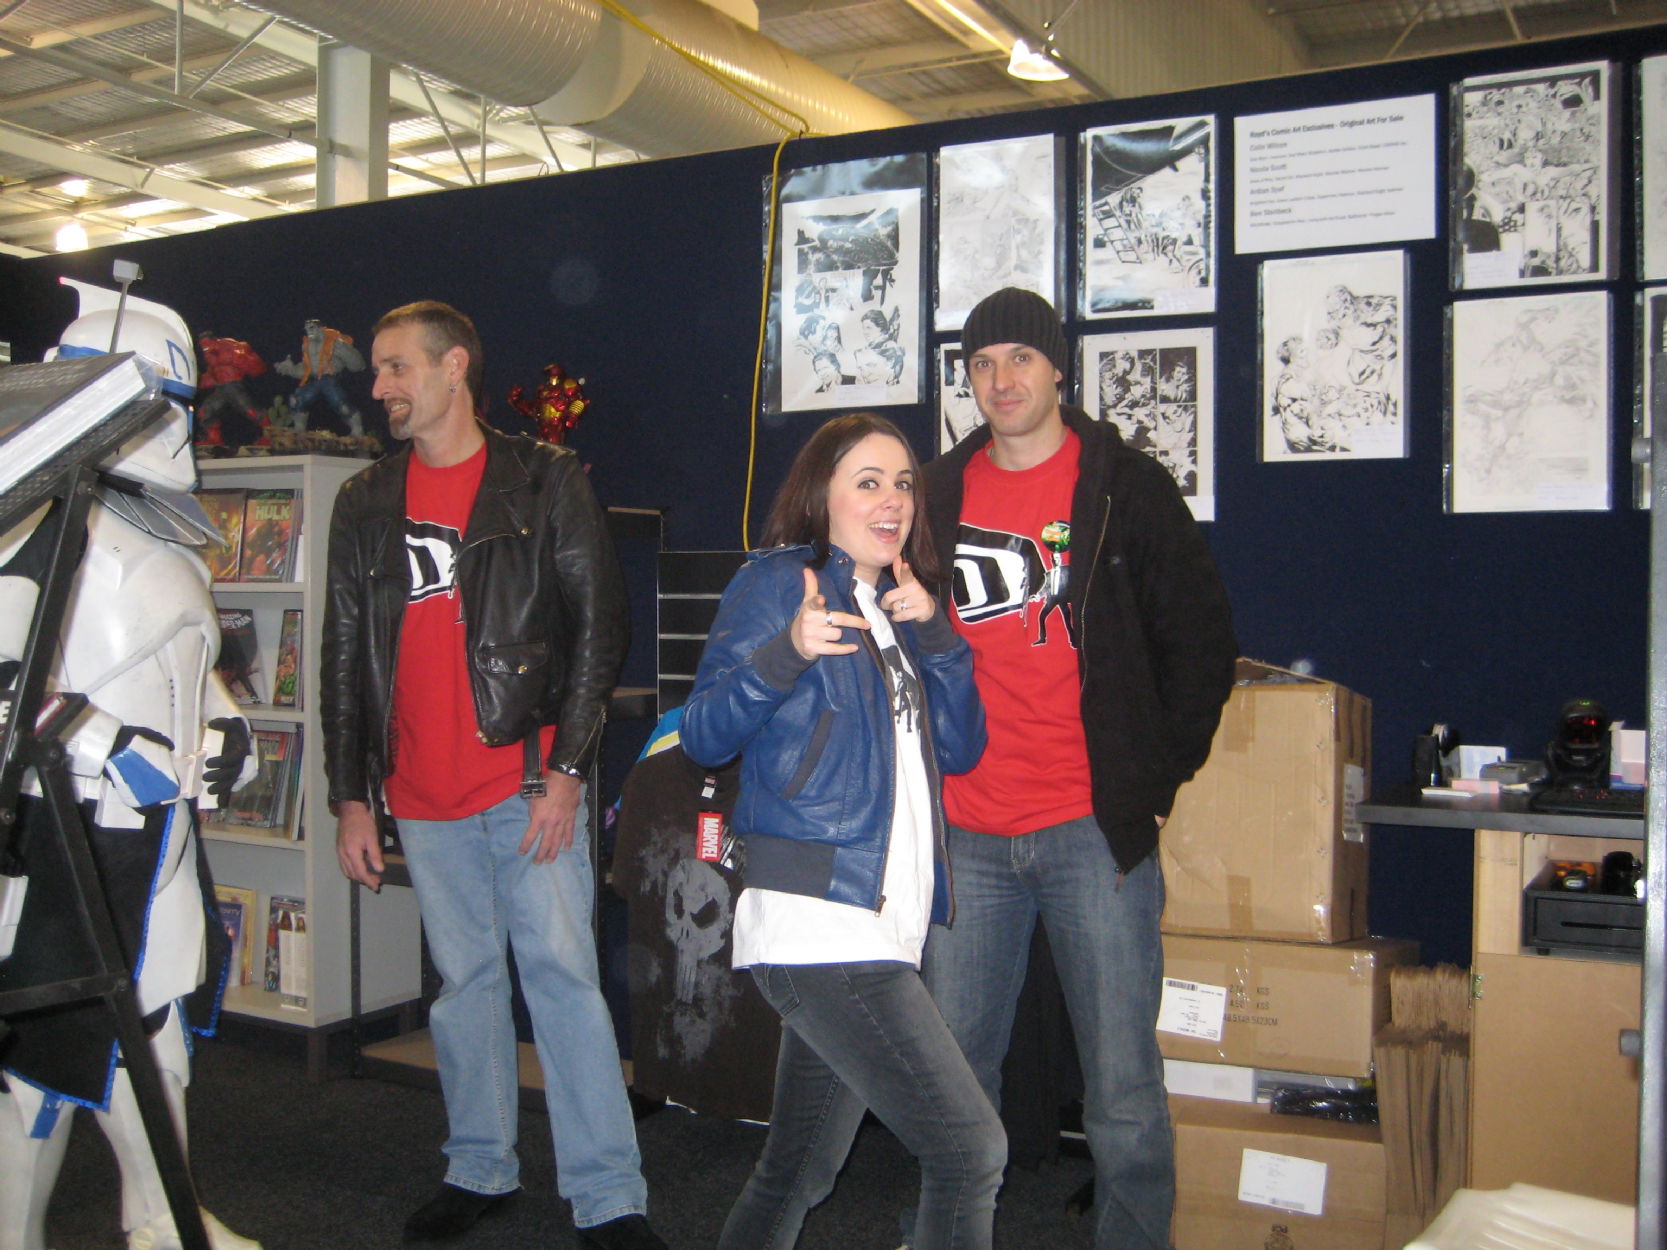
[204,717,253,801]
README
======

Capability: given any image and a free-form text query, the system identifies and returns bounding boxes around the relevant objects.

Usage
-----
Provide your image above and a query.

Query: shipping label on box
[1161,660,1373,942]
[1157,976,1227,1041]
[1238,1147,1327,1215]
[1159,933,1418,1078]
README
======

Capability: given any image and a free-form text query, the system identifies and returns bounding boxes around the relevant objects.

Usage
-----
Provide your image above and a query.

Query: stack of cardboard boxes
[1157,660,1417,1249]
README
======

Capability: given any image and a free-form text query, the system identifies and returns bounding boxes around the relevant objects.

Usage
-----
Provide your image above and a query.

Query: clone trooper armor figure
[0,278,262,1250]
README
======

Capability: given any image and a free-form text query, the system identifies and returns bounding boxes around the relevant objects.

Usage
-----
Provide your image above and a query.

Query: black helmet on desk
[1545,697,1611,786]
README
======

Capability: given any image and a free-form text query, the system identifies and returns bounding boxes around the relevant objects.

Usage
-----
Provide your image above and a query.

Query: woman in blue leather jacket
[682,413,1005,1250]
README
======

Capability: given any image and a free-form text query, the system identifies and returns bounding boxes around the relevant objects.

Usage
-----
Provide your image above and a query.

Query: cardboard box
[1162,660,1372,942]
[1159,933,1419,1078]
[1469,951,1640,1205]
[1165,1058,1258,1103]
[1172,1097,1386,1250]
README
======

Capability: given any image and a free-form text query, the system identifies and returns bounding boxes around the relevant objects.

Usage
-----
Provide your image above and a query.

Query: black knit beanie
[960,287,1068,374]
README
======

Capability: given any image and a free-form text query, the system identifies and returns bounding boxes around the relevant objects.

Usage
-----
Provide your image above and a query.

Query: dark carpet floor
[41,1030,1096,1250]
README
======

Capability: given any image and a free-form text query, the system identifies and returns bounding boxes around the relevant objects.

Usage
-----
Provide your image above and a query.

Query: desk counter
[1359,785,1643,840]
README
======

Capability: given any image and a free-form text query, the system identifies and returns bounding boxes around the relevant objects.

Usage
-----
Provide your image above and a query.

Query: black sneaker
[402,1183,516,1242]
[576,1213,669,1249]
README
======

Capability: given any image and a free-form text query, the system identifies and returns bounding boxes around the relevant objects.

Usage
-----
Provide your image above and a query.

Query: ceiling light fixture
[1007,36,1067,82]
[55,220,89,252]
[60,177,91,198]
[1006,0,1080,84]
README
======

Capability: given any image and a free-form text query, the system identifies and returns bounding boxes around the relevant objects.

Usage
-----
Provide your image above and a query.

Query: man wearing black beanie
[920,287,1237,1250]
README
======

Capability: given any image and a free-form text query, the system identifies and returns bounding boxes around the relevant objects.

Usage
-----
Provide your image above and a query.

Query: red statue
[195,332,268,448]
[508,363,589,445]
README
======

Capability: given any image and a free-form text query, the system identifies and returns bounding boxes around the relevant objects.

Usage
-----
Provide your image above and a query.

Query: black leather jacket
[320,423,628,810]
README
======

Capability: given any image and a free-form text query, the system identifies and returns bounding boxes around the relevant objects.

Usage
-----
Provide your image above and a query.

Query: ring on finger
[824,611,834,627]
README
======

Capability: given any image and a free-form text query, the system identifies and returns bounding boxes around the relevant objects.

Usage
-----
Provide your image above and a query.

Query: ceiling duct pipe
[247,0,915,156]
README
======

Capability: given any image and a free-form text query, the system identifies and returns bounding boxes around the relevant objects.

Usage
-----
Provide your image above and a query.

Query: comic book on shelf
[272,608,302,708]
[212,883,257,985]
[238,487,300,581]
[264,894,307,1006]
[196,487,245,582]
[214,607,262,705]
[224,726,301,833]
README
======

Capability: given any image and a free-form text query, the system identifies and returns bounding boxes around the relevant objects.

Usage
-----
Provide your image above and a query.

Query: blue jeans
[397,790,647,1228]
[719,961,1006,1250]
[922,818,1173,1250]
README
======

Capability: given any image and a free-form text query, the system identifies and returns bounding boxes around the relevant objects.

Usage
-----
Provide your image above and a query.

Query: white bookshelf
[197,454,421,1059]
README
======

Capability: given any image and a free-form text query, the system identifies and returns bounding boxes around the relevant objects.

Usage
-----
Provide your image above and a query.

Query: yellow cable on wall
[746,134,795,550]
[588,0,812,550]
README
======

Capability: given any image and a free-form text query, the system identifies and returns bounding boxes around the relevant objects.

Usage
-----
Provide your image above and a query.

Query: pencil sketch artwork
[1642,56,1667,281]
[1454,61,1611,288]
[936,134,1057,331]
[1449,290,1610,513]
[1080,115,1216,318]
[938,344,984,454]
[779,187,922,412]
[1260,250,1406,462]
[1082,328,1216,521]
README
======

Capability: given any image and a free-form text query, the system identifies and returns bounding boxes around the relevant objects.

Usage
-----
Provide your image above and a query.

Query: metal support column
[1635,340,1667,1246]
[316,40,389,207]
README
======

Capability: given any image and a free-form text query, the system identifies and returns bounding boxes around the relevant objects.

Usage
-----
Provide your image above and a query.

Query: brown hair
[760,413,941,586]
[373,300,484,411]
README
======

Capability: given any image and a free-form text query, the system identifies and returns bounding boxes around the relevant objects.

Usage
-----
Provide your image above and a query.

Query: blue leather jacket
[680,544,985,922]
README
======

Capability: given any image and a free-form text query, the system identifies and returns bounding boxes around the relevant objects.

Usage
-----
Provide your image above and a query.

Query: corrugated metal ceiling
[0,0,1663,256]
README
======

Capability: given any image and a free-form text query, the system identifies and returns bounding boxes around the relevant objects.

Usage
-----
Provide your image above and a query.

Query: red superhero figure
[508,363,589,445]
[195,332,268,448]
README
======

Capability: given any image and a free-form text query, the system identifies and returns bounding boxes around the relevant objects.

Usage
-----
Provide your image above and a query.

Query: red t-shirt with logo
[384,446,554,820]
[943,431,1094,836]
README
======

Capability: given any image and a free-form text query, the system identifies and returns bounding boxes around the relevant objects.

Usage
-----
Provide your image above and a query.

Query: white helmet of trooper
[47,276,198,493]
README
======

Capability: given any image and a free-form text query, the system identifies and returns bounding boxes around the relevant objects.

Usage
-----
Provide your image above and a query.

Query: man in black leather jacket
[320,301,664,1250]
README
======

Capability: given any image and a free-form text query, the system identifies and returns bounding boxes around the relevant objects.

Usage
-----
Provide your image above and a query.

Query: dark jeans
[718,961,1006,1250]
[922,820,1174,1250]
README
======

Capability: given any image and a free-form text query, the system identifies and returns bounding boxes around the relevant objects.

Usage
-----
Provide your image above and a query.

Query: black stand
[0,396,211,1250]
